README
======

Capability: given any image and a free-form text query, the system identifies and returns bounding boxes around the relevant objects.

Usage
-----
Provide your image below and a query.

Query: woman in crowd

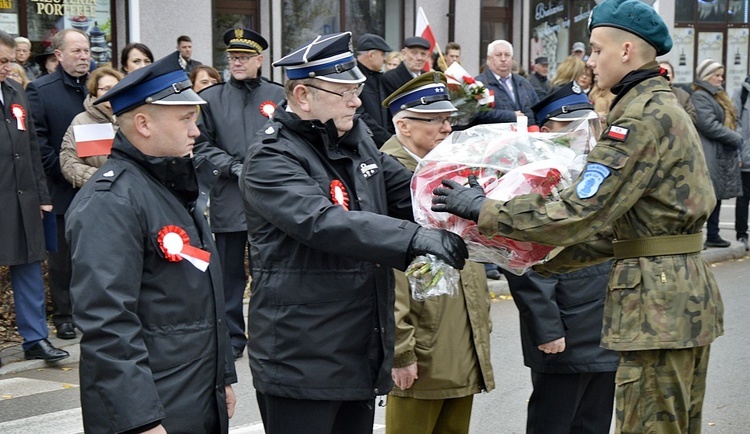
[119,42,153,74]
[385,51,403,71]
[14,36,40,80]
[550,56,585,91]
[578,65,594,95]
[8,62,30,89]
[59,67,123,188]
[692,59,743,248]
[190,65,221,92]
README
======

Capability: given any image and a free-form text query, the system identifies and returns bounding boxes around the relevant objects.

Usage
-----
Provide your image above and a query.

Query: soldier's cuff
[393,350,417,368]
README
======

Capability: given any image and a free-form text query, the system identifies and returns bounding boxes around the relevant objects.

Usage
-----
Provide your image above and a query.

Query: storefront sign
[30,0,97,17]
[726,28,749,98]
[671,27,695,85]
[0,13,18,35]
[529,0,569,76]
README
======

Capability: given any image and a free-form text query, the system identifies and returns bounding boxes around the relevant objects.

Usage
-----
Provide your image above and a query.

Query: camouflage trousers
[615,346,711,434]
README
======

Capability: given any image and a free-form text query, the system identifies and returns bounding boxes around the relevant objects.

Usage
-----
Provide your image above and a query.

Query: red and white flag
[73,123,115,158]
[415,7,436,71]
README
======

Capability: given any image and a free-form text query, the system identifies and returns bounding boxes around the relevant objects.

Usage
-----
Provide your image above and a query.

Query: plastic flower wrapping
[412,117,600,278]
[444,62,494,126]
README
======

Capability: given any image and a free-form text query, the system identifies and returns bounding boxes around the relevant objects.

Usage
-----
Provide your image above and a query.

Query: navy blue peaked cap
[95,51,205,116]
[273,32,365,84]
[531,81,596,127]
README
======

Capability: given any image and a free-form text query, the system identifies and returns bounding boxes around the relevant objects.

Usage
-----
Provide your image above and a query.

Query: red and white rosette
[329,180,350,211]
[10,104,26,131]
[259,101,276,118]
[157,225,211,272]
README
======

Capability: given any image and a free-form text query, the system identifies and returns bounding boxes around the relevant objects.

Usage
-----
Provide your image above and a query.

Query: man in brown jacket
[381,72,495,434]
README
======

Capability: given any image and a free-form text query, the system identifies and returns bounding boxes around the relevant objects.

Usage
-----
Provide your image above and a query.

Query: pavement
[1,240,746,376]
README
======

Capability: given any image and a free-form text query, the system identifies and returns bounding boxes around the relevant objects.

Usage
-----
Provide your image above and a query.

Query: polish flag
[415,7,436,72]
[74,123,115,158]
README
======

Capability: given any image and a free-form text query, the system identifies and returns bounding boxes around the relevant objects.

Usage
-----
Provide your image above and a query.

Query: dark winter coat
[1,79,51,266]
[504,262,619,373]
[692,81,743,199]
[356,60,392,147]
[66,133,236,433]
[26,66,88,214]
[195,76,284,232]
[242,106,420,400]
[473,70,539,125]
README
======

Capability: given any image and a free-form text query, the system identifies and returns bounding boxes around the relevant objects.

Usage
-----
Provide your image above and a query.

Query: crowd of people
[0,0,746,433]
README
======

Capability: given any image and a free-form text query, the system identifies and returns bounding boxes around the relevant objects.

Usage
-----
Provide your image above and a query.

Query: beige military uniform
[477,63,723,433]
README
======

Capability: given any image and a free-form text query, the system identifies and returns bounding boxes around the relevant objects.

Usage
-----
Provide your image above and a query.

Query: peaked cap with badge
[381,72,456,116]
[273,31,365,84]
[223,28,268,54]
[588,0,672,56]
[95,51,205,116]
[531,81,597,127]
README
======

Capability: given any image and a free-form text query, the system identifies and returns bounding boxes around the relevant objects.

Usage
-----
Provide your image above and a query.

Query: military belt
[612,233,704,259]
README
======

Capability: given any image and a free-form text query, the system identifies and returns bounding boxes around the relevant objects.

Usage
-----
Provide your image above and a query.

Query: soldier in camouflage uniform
[432,0,723,432]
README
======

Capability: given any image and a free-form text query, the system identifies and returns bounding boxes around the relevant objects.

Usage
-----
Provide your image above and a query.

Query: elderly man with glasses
[194,27,284,361]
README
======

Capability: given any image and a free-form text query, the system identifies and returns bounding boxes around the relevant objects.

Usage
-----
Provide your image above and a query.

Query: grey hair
[487,40,513,57]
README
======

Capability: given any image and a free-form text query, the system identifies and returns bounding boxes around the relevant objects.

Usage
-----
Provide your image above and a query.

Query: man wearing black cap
[66,51,237,434]
[380,73,495,434]
[502,82,617,434]
[528,56,551,100]
[242,31,468,434]
[356,33,392,147]
[432,1,723,432]
[194,28,284,361]
[381,36,432,133]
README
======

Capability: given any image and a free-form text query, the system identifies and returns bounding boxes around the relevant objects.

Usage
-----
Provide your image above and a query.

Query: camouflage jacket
[477,64,724,351]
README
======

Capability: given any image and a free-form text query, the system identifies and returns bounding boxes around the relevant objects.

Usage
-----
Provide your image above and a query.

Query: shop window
[0,1,20,36]
[25,0,114,67]
[213,0,259,78]
[481,0,512,72]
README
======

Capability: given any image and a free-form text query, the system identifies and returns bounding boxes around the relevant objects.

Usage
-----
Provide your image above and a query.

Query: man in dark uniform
[503,82,618,434]
[66,51,237,434]
[355,33,392,147]
[241,31,468,434]
[0,30,69,364]
[433,1,723,432]
[26,28,91,341]
[195,28,284,360]
[381,36,432,134]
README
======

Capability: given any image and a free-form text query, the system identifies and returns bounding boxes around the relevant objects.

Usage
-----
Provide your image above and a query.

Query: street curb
[1,245,746,375]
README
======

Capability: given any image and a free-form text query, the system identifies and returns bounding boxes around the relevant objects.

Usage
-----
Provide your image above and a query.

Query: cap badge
[157,225,211,271]
[259,101,277,118]
[234,28,243,39]
[330,180,350,211]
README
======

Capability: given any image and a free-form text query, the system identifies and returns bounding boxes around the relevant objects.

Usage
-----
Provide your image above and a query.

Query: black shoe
[704,237,731,248]
[232,346,244,360]
[486,269,501,280]
[24,339,70,362]
[56,322,76,340]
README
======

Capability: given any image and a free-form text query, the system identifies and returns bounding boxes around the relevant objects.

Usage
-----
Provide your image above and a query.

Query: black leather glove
[431,175,486,222]
[408,227,469,270]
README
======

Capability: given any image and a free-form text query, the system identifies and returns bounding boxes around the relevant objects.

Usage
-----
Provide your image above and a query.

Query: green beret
[588,0,672,56]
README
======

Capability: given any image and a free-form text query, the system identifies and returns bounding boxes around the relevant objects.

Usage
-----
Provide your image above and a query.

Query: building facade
[1,1,748,95]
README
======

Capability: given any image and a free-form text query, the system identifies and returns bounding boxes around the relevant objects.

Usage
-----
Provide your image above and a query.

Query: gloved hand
[408,227,468,270]
[431,175,486,222]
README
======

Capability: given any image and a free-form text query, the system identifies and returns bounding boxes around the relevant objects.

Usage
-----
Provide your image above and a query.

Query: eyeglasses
[306,83,364,101]
[403,116,453,126]
[228,55,257,63]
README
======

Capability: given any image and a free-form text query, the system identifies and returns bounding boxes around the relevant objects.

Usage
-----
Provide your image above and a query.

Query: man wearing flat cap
[502,82,618,434]
[66,51,237,434]
[381,36,432,134]
[380,72,494,434]
[432,1,723,432]
[528,56,551,100]
[241,31,468,434]
[194,28,284,361]
[356,33,392,147]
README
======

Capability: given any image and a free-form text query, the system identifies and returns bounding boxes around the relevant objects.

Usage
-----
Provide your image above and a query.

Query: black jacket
[195,77,284,232]
[1,79,51,266]
[242,106,420,400]
[504,262,619,373]
[356,61,391,147]
[26,66,88,214]
[66,133,236,433]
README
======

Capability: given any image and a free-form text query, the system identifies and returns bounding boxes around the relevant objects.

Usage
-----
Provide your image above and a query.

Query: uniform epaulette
[93,165,125,191]
[260,122,281,143]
